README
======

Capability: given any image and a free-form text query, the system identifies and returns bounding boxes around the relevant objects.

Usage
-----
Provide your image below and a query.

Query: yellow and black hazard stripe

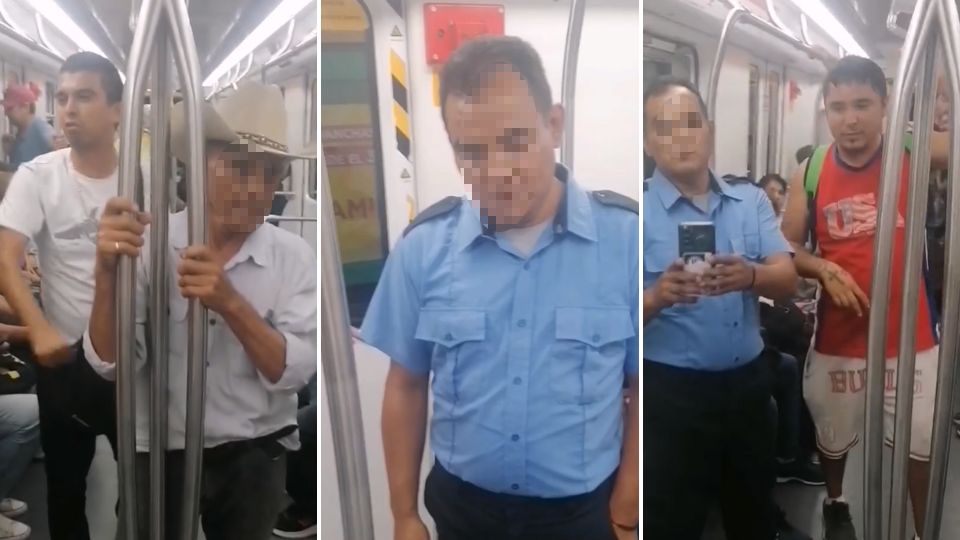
[390,50,412,160]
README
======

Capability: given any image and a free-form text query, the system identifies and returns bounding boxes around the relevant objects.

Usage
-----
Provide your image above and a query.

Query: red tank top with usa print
[814,144,936,358]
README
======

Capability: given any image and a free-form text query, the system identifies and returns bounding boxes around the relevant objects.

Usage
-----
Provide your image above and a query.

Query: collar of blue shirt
[171,211,273,269]
[454,164,598,252]
[648,168,743,210]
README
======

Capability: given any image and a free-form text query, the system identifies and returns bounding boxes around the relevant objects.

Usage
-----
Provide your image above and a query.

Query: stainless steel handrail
[319,151,375,539]
[863,0,940,537]
[888,37,937,540]
[163,0,209,538]
[706,7,834,166]
[116,0,164,537]
[559,0,585,170]
[265,215,317,223]
[923,0,960,536]
[148,19,172,540]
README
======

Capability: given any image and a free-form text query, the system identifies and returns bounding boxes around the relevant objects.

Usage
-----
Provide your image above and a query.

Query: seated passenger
[83,82,317,540]
[0,393,40,540]
[1,84,54,170]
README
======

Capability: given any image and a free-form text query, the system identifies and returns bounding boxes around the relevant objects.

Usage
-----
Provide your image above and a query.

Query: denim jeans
[0,393,41,500]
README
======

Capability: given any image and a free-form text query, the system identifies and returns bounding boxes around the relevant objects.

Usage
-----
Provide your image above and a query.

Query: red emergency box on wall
[424,4,505,66]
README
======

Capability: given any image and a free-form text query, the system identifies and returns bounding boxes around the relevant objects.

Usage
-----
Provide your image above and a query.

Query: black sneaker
[777,458,826,486]
[273,507,318,539]
[822,500,858,540]
[773,504,812,540]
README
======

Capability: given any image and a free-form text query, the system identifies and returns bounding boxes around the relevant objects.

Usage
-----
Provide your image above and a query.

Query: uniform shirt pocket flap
[555,306,635,347]
[415,309,486,347]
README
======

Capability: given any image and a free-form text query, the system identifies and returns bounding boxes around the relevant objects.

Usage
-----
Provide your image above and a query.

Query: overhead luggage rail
[706,6,833,166]
[559,0,585,169]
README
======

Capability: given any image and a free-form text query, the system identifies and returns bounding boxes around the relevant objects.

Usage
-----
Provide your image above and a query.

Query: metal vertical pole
[923,1,960,537]
[559,0,585,169]
[864,1,937,537]
[116,0,163,537]
[148,18,172,540]
[163,0,209,538]
[319,152,375,540]
[888,37,937,540]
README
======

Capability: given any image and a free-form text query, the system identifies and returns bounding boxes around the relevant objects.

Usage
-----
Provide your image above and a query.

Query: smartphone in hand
[678,221,715,275]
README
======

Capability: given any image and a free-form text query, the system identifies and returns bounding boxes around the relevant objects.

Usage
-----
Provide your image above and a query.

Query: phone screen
[678,222,715,274]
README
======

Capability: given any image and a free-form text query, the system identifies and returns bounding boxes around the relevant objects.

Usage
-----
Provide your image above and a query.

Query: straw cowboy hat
[170,82,310,162]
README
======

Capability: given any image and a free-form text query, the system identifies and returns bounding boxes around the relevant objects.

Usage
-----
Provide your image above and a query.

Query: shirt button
[511,483,520,490]
[511,434,519,441]
[517,319,527,328]
[444,332,453,341]
[523,262,530,270]
[592,333,601,343]
[209,318,216,326]
[513,377,522,385]
[733,322,739,327]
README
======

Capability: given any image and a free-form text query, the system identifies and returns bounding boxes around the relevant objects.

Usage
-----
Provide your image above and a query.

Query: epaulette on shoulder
[402,196,463,237]
[722,175,756,186]
[592,190,639,214]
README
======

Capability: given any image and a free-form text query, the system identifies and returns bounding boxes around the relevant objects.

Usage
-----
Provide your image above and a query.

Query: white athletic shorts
[802,346,940,461]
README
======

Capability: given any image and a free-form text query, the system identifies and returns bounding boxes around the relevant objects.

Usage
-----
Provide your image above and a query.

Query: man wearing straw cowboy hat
[83,81,317,539]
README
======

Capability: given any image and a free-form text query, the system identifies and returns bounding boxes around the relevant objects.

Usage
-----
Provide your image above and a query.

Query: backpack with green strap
[802,133,914,250]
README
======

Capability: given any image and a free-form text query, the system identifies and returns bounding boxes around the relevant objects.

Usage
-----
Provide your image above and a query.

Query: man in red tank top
[782,56,949,540]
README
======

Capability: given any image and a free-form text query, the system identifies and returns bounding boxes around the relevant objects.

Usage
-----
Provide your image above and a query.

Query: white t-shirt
[0,149,118,342]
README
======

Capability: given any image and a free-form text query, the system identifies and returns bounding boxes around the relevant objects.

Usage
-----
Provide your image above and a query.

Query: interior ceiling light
[203,0,313,87]
[25,0,107,57]
[785,0,869,57]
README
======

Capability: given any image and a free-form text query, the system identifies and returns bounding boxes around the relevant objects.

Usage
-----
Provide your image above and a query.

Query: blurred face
[443,67,563,229]
[55,71,121,150]
[763,181,786,215]
[643,86,712,181]
[3,104,30,128]
[206,143,288,234]
[823,82,886,156]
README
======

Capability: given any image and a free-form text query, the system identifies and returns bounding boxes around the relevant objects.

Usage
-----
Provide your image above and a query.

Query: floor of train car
[703,436,960,540]
[9,437,313,540]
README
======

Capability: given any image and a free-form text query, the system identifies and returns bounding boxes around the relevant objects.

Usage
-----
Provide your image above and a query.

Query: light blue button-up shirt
[643,169,791,371]
[362,165,639,498]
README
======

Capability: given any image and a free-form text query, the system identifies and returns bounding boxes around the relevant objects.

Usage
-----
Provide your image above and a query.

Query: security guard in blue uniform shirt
[642,77,798,540]
[361,36,639,540]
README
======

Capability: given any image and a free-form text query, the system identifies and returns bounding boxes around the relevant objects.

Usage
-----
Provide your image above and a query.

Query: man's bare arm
[382,361,429,524]
[0,229,45,330]
[782,162,830,280]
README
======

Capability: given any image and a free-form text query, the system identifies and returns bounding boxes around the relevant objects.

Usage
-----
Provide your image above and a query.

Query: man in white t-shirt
[0,52,123,540]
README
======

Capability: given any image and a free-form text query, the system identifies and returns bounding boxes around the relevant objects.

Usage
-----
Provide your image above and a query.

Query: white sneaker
[0,514,29,540]
[0,500,25,519]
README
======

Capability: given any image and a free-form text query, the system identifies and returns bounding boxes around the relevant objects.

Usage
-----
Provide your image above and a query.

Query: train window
[321,0,389,326]
[765,70,782,174]
[45,82,55,118]
[308,76,317,199]
[747,64,760,179]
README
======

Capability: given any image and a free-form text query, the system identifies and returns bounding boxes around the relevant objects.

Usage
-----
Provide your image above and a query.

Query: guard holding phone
[642,77,798,540]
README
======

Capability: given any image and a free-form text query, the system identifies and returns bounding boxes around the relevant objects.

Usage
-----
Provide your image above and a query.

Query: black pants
[286,400,316,515]
[131,440,287,540]
[423,462,618,540]
[644,355,776,540]
[32,344,118,540]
